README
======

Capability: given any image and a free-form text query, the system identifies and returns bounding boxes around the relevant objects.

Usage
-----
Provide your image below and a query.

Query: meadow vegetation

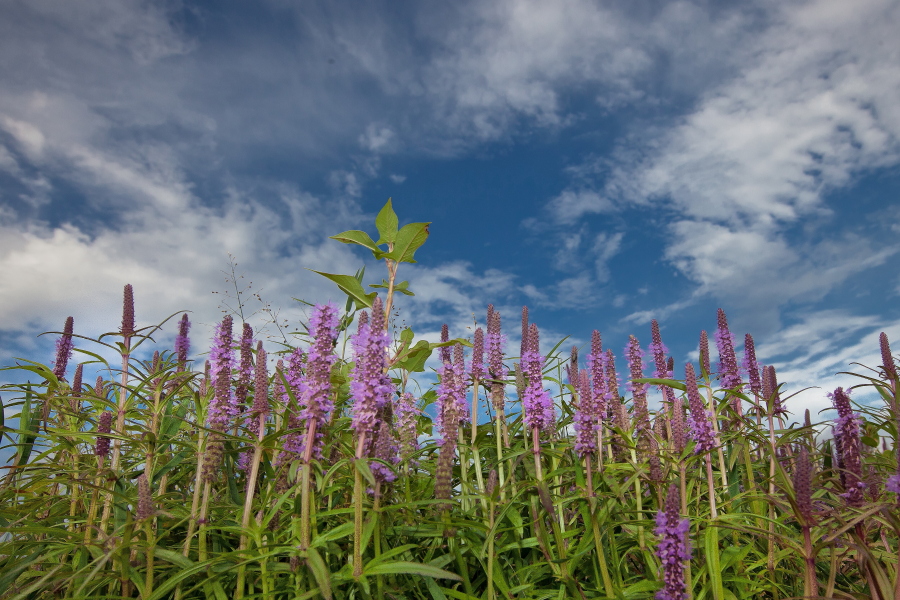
[1,200,899,600]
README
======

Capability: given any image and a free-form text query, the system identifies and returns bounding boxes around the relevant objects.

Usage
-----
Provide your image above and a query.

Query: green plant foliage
[1,200,899,600]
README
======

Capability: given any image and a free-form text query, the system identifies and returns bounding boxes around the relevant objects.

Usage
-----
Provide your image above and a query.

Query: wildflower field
[1,201,898,600]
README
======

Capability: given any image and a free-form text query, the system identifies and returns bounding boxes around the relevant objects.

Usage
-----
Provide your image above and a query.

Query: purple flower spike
[486,305,508,412]
[299,303,340,459]
[436,335,467,446]
[522,322,554,432]
[395,392,420,467]
[604,349,620,419]
[245,341,269,446]
[794,446,814,523]
[175,313,191,367]
[235,323,254,403]
[587,331,607,421]
[766,366,786,416]
[470,327,485,382]
[649,320,671,381]
[831,387,864,506]
[655,484,691,600]
[371,417,399,485]
[881,332,897,382]
[53,316,75,381]
[121,284,135,342]
[439,323,451,363]
[699,331,710,378]
[626,336,650,433]
[714,309,742,390]
[207,315,237,431]
[742,334,761,396]
[95,411,113,457]
[574,369,597,457]
[350,298,392,456]
[685,363,718,454]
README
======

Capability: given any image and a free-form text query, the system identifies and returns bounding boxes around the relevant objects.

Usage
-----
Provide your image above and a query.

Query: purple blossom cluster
[714,309,742,391]
[53,316,75,381]
[685,363,718,454]
[95,410,113,458]
[573,369,597,457]
[121,284,135,342]
[207,315,237,431]
[235,323,254,403]
[395,392,421,466]
[626,336,650,433]
[349,297,393,455]
[485,305,508,412]
[830,387,864,506]
[699,331,711,377]
[298,303,340,459]
[470,327,485,382]
[436,342,468,446]
[649,320,671,381]
[175,313,191,368]
[655,484,691,600]
[521,321,554,432]
[742,333,761,396]
[371,417,399,485]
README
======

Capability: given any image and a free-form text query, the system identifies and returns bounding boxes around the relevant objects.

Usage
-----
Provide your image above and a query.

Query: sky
[1,0,899,425]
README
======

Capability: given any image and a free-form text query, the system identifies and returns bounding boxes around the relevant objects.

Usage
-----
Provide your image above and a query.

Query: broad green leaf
[397,341,432,373]
[365,561,462,581]
[330,230,381,253]
[384,222,430,263]
[305,548,333,600]
[400,327,414,344]
[312,522,354,547]
[375,198,399,244]
[309,270,376,309]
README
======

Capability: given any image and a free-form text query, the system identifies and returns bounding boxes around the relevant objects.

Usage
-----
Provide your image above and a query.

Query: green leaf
[384,222,430,263]
[312,522,355,547]
[309,270,376,310]
[305,548,333,600]
[365,561,462,581]
[330,230,381,253]
[397,341,432,373]
[375,198,399,245]
[354,458,377,488]
[400,327,415,344]
[705,523,724,600]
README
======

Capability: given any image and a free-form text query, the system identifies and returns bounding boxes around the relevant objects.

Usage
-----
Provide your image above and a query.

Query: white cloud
[359,124,396,153]
[548,189,615,224]
[389,174,407,184]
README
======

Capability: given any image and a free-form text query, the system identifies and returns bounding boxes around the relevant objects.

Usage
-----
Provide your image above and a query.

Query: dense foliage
[1,200,899,600]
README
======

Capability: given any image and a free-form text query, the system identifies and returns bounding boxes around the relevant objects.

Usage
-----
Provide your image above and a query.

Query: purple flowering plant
[3,199,900,600]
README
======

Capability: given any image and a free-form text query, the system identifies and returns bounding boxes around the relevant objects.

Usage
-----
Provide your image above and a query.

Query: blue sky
[1,0,899,421]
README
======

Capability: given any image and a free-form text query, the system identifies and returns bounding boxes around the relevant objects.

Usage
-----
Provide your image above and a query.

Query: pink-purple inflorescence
[95,410,113,458]
[235,323,254,403]
[742,333,761,396]
[350,297,393,456]
[485,305,508,413]
[626,335,651,433]
[208,315,237,431]
[175,313,191,368]
[714,309,742,391]
[53,316,75,381]
[655,484,691,600]
[299,303,340,459]
[121,284,135,343]
[831,387,864,506]
[685,363,718,454]
[395,392,420,467]
[521,320,554,433]
[470,327,485,382]
[573,368,597,457]
[699,331,710,377]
